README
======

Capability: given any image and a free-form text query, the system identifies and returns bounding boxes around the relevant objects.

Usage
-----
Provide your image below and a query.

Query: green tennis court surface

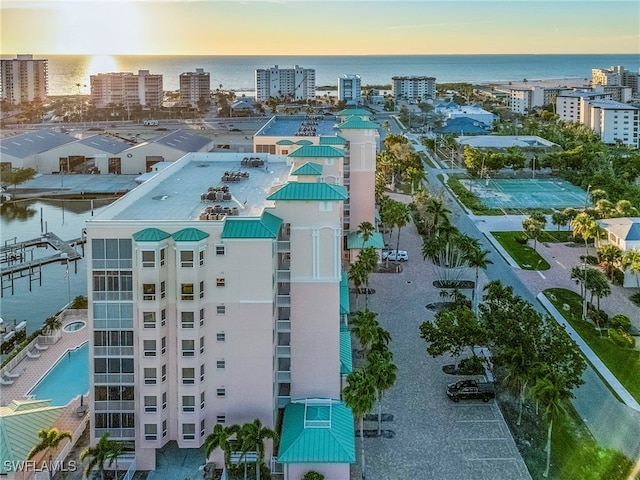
[462,178,590,209]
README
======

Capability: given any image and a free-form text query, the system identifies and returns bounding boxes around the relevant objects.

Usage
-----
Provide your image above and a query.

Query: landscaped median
[491,231,551,270]
[541,288,640,406]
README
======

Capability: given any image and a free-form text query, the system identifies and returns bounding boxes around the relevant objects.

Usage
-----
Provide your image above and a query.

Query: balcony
[276,270,290,283]
[277,396,291,408]
[94,346,134,356]
[276,345,290,357]
[276,370,291,382]
[95,428,135,439]
[276,319,290,332]
[93,373,135,384]
[276,295,290,307]
[277,241,290,253]
[94,400,135,411]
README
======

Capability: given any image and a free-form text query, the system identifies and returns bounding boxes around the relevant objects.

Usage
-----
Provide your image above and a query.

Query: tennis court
[462,178,590,209]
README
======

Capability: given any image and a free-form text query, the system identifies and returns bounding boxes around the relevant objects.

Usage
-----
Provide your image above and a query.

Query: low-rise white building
[556,90,611,123]
[587,100,639,147]
[597,217,640,287]
[434,101,497,126]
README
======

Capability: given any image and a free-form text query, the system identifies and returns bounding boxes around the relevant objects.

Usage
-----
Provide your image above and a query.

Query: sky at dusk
[1,0,639,56]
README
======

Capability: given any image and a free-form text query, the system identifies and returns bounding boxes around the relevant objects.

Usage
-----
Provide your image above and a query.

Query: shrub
[458,356,485,375]
[609,328,635,349]
[302,472,325,480]
[630,292,640,306]
[514,235,528,245]
[611,269,625,286]
[70,295,88,309]
[610,314,632,334]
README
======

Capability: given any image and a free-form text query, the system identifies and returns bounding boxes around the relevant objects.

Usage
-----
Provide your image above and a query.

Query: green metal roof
[221,210,282,239]
[278,400,355,464]
[292,162,323,176]
[132,227,171,242]
[267,182,348,201]
[172,227,209,242]
[295,140,313,145]
[337,108,372,117]
[0,400,65,473]
[319,136,348,146]
[338,117,379,130]
[340,325,352,374]
[287,145,344,158]
[276,139,295,145]
[340,271,350,315]
[346,232,385,250]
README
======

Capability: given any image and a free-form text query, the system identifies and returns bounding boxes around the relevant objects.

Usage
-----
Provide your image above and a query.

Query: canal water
[1,198,113,334]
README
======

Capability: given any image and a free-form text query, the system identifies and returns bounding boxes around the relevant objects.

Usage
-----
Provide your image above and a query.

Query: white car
[382,249,408,262]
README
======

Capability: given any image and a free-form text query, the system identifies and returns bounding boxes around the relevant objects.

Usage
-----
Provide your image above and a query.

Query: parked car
[446,379,495,402]
[382,249,408,262]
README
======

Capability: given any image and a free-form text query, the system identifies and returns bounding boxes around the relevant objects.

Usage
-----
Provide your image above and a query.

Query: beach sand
[481,77,591,90]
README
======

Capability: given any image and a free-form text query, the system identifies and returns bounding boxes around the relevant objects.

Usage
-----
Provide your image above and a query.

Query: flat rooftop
[255,115,341,138]
[95,153,290,222]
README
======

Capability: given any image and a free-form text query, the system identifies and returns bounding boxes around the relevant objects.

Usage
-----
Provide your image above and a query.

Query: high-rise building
[0,54,48,105]
[391,76,436,102]
[87,112,382,479]
[90,70,163,109]
[179,68,210,107]
[255,65,316,102]
[592,65,640,94]
[556,90,611,124]
[338,74,362,103]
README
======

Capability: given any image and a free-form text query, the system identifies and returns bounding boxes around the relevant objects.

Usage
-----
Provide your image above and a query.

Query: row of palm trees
[343,309,396,479]
[204,419,278,480]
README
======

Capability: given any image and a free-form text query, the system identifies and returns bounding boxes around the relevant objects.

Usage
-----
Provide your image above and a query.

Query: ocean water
[5,54,639,96]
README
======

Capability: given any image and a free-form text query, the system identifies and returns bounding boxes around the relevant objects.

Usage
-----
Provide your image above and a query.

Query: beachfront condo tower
[391,75,436,102]
[255,65,316,102]
[179,68,211,108]
[90,70,163,109]
[338,74,362,104]
[0,54,48,105]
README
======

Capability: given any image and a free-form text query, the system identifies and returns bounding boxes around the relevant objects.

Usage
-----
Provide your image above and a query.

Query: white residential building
[338,74,362,104]
[255,65,316,102]
[90,70,164,109]
[0,54,48,105]
[391,76,436,101]
[556,90,611,124]
[179,68,210,107]
[433,101,497,126]
[587,100,639,147]
[592,65,640,94]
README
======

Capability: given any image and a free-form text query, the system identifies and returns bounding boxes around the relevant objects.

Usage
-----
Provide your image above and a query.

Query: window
[143,284,156,301]
[180,250,194,268]
[200,391,206,409]
[143,312,156,329]
[199,250,205,266]
[319,201,332,212]
[216,305,225,315]
[181,283,194,300]
[216,388,226,398]
[162,392,167,410]
[216,332,226,343]
[216,278,225,287]
[201,419,206,437]
[199,308,205,326]
[200,337,205,355]
[182,395,195,412]
[161,308,166,327]
[182,423,196,440]
[160,281,166,299]
[145,424,158,441]
[162,420,167,438]
[161,364,167,383]
[161,337,166,355]
[143,340,156,357]
[144,396,157,413]
[215,245,225,255]
[181,311,195,329]
[144,368,156,385]
[199,281,205,299]
[160,248,166,267]
[182,368,195,385]
[216,415,226,424]
[200,363,205,382]
[182,340,195,357]
[142,251,155,268]
[216,360,226,370]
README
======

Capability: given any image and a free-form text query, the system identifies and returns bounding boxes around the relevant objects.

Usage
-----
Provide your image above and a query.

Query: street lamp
[581,184,592,321]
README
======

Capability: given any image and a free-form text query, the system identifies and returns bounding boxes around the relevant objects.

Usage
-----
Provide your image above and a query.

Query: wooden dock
[0,232,85,297]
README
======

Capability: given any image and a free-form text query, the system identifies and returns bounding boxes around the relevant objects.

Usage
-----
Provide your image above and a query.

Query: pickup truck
[446,379,495,402]
[382,249,408,262]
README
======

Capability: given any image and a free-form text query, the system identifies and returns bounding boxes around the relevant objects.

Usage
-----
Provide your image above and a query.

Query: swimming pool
[29,342,89,406]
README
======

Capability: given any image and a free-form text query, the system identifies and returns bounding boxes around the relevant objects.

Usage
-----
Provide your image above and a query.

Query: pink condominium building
[86,111,380,479]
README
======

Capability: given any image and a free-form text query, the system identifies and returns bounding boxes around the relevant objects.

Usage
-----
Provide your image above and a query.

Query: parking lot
[351,197,531,480]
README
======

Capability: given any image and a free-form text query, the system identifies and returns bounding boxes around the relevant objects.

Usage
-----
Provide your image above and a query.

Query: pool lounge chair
[35,343,49,351]
[0,377,14,385]
[4,371,20,378]
[26,350,41,359]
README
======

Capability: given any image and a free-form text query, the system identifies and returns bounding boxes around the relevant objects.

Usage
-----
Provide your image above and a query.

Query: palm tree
[390,202,411,263]
[404,166,427,194]
[348,262,367,310]
[80,432,112,480]
[28,428,73,480]
[596,244,622,281]
[424,197,451,238]
[350,309,381,355]
[356,221,375,243]
[502,347,537,426]
[365,349,397,437]
[42,315,62,335]
[357,247,378,307]
[204,424,240,471]
[343,368,376,479]
[106,440,126,479]
[622,248,640,288]
[464,247,493,316]
[570,212,599,256]
[238,419,278,480]
[530,376,568,478]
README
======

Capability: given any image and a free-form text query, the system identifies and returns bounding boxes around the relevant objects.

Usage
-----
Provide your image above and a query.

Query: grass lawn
[543,288,640,403]
[491,231,551,270]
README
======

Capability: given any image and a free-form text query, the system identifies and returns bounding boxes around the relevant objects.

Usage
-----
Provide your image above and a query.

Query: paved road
[407,135,640,461]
